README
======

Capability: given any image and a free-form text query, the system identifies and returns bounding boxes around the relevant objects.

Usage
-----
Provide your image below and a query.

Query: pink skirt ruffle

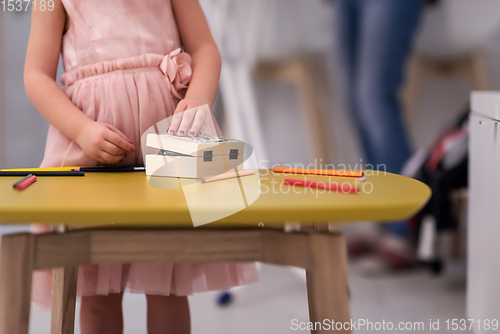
[32,54,258,310]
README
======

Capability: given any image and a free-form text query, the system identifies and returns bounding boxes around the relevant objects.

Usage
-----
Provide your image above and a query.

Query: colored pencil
[0,171,85,177]
[75,166,145,172]
[201,169,255,183]
[273,167,363,178]
[282,178,359,194]
[1,167,92,172]
[13,174,37,191]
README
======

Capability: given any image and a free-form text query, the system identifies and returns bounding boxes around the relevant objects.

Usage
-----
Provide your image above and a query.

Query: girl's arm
[24,0,135,164]
[169,0,222,136]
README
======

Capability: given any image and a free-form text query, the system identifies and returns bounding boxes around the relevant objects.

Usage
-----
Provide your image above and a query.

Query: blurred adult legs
[337,0,423,174]
[337,0,424,238]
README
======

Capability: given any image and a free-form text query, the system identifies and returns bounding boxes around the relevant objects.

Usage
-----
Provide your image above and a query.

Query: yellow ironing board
[0,170,430,334]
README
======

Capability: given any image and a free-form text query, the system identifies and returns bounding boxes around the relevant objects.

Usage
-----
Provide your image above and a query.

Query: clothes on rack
[404,110,469,274]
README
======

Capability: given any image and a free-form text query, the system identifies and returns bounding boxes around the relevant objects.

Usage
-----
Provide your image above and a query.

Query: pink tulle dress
[31,0,258,310]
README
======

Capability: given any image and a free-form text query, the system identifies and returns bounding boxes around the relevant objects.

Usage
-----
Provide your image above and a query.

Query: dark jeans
[336,0,424,235]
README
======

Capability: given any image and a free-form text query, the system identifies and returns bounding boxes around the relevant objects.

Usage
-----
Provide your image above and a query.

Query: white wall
[1,2,500,169]
[0,10,6,168]
[0,9,52,169]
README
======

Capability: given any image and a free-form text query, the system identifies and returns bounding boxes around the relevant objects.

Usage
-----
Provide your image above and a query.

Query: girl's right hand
[75,121,136,164]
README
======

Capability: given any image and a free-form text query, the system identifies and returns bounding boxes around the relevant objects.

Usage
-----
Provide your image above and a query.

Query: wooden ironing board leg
[0,233,36,334]
[0,228,352,334]
[306,232,351,334]
[262,229,351,333]
[51,266,78,334]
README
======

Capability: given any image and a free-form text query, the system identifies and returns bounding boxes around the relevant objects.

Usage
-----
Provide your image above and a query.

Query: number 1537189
[2,0,55,11]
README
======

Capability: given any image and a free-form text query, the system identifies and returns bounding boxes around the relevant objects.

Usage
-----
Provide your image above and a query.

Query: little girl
[24,0,258,333]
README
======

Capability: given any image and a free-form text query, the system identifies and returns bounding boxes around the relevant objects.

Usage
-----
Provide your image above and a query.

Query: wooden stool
[449,187,468,260]
[403,52,488,125]
[254,54,335,164]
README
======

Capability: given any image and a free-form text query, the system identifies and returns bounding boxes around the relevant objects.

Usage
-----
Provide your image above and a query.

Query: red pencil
[13,174,37,191]
[283,178,359,194]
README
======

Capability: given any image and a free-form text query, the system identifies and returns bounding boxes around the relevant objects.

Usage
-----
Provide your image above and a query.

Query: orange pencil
[272,167,363,178]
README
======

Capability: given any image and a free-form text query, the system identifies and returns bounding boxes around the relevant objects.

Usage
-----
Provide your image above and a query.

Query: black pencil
[0,171,85,177]
[75,166,145,172]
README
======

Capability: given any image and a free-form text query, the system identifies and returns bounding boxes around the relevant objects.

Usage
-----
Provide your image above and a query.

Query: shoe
[356,235,418,277]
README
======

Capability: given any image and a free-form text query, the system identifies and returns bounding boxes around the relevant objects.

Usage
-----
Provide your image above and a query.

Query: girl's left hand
[168,97,214,137]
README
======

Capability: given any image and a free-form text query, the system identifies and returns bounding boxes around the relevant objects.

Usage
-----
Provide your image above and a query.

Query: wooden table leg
[51,267,78,334]
[0,234,36,334]
[306,232,351,334]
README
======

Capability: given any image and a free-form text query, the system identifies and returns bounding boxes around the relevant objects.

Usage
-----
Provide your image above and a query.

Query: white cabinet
[468,92,500,333]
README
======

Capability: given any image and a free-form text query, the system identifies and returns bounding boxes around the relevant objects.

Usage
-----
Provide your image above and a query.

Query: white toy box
[145,134,245,178]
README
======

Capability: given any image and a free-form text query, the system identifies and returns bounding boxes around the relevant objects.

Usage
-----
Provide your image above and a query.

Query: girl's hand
[168,97,214,137]
[75,121,136,164]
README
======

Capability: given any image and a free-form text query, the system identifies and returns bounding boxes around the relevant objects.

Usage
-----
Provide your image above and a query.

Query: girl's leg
[146,295,190,334]
[80,293,124,334]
